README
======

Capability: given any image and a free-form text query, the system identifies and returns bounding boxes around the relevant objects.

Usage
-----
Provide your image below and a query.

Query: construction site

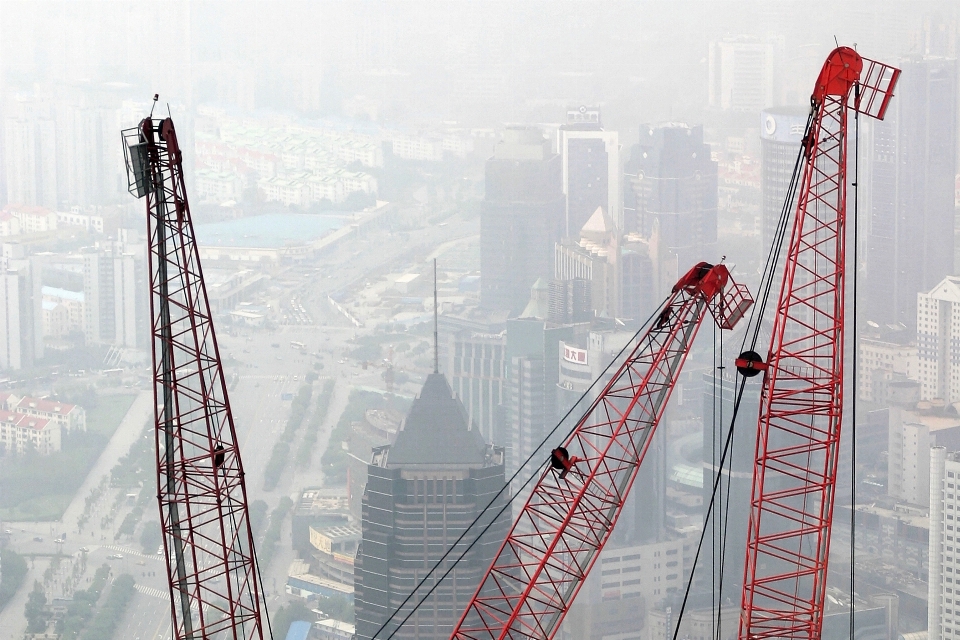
[0,3,957,640]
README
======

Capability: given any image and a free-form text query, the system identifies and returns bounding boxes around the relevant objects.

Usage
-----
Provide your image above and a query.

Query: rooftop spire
[433,258,439,374]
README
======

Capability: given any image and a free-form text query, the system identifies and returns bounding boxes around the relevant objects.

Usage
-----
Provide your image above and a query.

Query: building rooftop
[16,397,77,415]
[385,373,487,467]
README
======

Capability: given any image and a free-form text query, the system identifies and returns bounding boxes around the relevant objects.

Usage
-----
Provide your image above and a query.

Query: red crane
[450,262,753,640]
[738,48,899,640]
[123,114,268,639]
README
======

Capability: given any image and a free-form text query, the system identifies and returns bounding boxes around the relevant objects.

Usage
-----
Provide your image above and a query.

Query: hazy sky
[0,1,956,129]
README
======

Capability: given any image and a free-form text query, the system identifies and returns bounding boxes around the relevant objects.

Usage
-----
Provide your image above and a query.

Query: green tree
[139,521,162,554]
[271,600,314,640]
[0,549,28,610]
[24,581,47,633]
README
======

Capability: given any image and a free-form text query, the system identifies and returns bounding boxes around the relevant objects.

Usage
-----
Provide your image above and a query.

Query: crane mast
[451,262,752,640]
[738,48,900,640]
[123,116,267,640]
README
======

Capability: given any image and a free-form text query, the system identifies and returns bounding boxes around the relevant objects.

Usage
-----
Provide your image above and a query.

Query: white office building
[928,447,960,640]
[918,276,960,402]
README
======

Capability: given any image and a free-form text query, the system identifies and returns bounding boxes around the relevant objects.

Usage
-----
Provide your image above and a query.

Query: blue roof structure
[285,620,312,640]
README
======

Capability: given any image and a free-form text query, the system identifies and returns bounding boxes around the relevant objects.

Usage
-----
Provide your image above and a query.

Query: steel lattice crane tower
[737,48,900,640]
[449,262,753,640]
[123,114,268,640]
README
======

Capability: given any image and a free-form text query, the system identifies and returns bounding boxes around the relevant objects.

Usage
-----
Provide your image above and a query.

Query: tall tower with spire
[354,372,510,640]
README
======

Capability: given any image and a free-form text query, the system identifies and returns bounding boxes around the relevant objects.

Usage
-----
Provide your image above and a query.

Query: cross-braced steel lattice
[123,117,267,640]
[739,48,899,640]
[451,263,752,640]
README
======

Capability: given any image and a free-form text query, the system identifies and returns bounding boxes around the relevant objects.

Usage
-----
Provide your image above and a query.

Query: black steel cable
[671,106,814,640]
[711,322,717,640]
[672,376,749,640]
[849,83,861,640]
[372,298,671,639]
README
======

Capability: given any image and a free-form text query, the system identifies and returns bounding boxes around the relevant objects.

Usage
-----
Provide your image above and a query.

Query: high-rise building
[760,106,808,257]
[0,269,24,370]
[928,446,960,640]
[446,329,506,445]
[353,373,510,640]
[917,276,960,402]
[0,259,42,370]
[502,281,579,483]
[82,230,148,349]
[4,117,58,210]
[480,126,564,314]
[555,206,619,318]
[625,124,718,296]
[708,36,778,113]
[866,55,958,330]
[558,107,622,235]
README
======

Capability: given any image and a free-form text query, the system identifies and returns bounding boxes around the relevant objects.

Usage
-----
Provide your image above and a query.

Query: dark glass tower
[354,373,510,640]
[625,124,719,271]
[480,126,564,314]
[866,55,958,330]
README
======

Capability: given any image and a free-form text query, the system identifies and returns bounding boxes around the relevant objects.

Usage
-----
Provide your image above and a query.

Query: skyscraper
[0,258,42,370]
[82,230,149,349]
[866,55,958,330]
[760,106,808,257]
[558,106,622,235]
[708,36,778,113]
[928,446,960,640]
[480,126,564,314]
[625,124,718,295]
[916,275,960,402]
[446,329,506,445]
[354,373,510,640]
[4,117,58,210]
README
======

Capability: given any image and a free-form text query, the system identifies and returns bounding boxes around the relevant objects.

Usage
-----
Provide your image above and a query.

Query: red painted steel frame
[739,48,898,640]
[450,262,752,640]
[128,117,266,640]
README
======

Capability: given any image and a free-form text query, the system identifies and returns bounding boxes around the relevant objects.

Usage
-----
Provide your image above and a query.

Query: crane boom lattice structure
[739,48,900,640]
[451,262,752,640]
[123,117,267,640]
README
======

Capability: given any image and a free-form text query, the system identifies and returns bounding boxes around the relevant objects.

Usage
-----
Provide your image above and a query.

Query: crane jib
[449,262,753,640]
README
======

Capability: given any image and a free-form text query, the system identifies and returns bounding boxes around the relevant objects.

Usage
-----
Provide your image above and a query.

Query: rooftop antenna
[149,94,159,118]
[433,259,439,374]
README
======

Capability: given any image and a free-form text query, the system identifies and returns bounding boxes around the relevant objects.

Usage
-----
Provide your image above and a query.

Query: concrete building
[1,392,86,433]
[5,205,57,234]
[928,447,960,640]
[4,117,58,210]
[82,231,148,349]
[308,524,360,587]
[0,259,42,370]
[557,107,622,234]
[480,126,564,314]
[564,535,690,640]
[888,403,960,507]
[624,124,718,298]
[503,284,579,482]
[917,276,960,402]
[708,36,777,113]
[859,333,918,403]
[555,206,619,318]
[760,107,808,257]
[41,287,84,339]
[446,329,505,445]
[866,56,958,330]
[0,411,59,455]
[354,373,510,640]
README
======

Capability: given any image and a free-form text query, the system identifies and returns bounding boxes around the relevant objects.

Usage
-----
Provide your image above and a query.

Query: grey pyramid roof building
[386,373,488,466]
[354,372,510,640]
